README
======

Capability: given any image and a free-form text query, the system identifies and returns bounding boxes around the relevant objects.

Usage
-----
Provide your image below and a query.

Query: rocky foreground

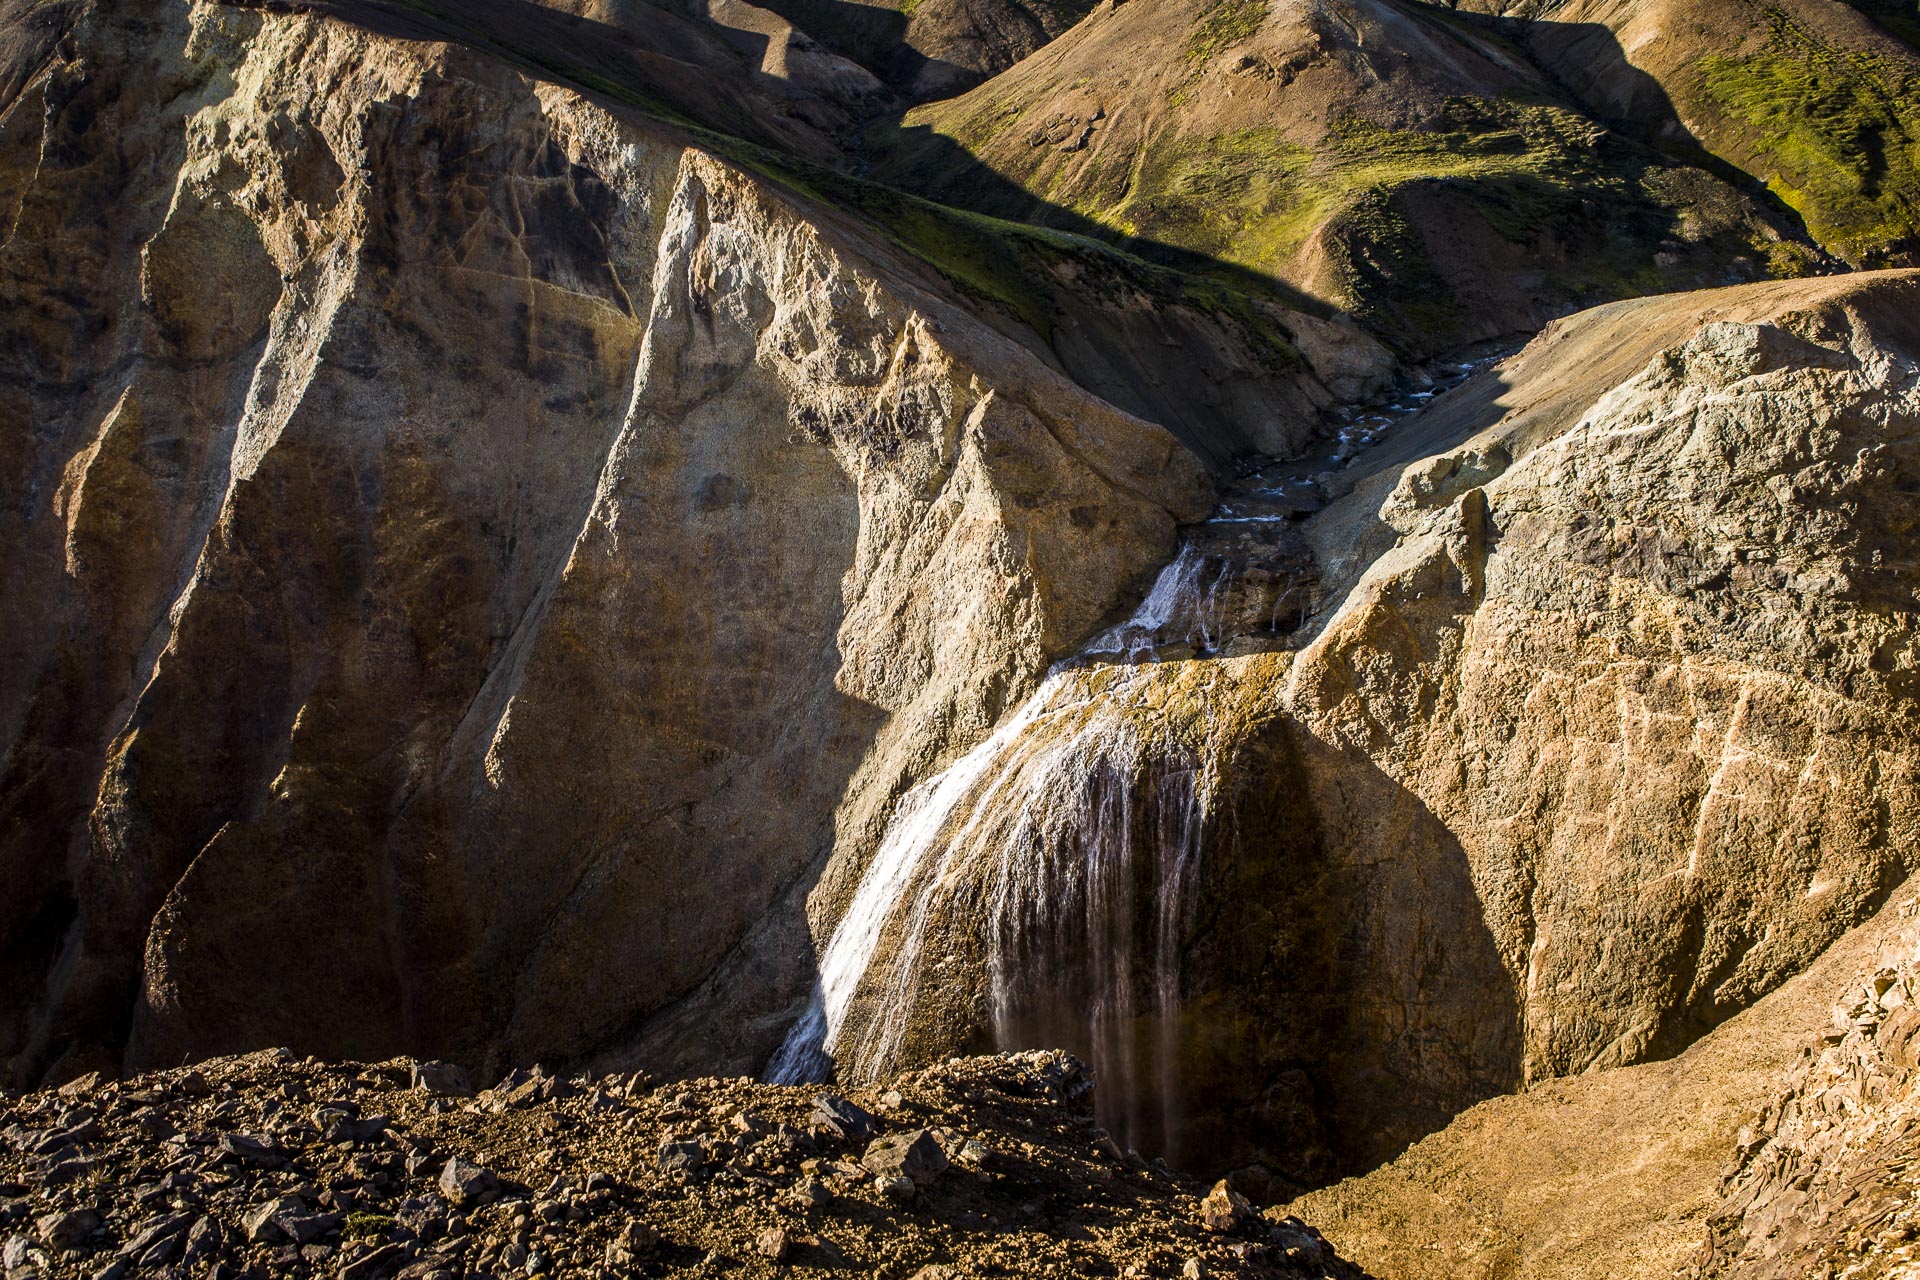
[0,1051,1365,1280]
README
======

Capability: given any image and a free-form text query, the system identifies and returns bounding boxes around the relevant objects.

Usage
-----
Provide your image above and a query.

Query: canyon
[2,0,1920,1275]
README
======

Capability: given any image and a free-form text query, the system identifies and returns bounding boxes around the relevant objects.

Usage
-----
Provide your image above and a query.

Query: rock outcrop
[0,0,1234,1087]
[1693,897,1920,1279]
[1289,888,1920,1280]
[801,269,1920,1190]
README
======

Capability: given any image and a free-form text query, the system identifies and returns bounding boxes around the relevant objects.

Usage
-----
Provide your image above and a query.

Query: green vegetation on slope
[1699,7,1920,264]
[874,91,1817,349]
[1187,0,1269,63]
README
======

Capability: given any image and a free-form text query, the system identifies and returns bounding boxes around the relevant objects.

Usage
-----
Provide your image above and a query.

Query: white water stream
[767,354,1502,1156]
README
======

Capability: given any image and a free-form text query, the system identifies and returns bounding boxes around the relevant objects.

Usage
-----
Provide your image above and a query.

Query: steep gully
[766,359,1501,1166]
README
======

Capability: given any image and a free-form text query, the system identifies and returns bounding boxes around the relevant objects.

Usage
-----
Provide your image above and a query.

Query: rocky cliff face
[6,2,1920,1272]
[0,0,1244,1088]
[729,269,1920,1191]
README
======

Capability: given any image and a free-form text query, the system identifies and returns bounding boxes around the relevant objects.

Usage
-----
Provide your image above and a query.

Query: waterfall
[981,748,1206,1163]
[763,683,1074,1084]
[766,656,1211,1158]
[765,546,1222,1157]
[767,353,1497,1157]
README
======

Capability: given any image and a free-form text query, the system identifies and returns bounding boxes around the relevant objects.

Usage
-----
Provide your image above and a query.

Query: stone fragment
[810,1095,877,1143]
[1198,1180,1253,1234]
[114,1213,192,1259]
[605,1220,658,1266]
[218,1132,283,1166]
[410,1062,471,1098]
[436,1158,499,1206]
[861,1129,949,1186]
[244,1197,305,1244]
[338,1243,407,1280]
[34,1209,98,1253]
[790,1176,833,1208]
[756,1226,791,1261]
[657,1140,705,1175]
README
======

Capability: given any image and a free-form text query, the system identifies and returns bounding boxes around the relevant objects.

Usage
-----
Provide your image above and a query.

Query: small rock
[657,1140,705,1175]
[437,1157,499,1206]
[114,1213,192,1260]
[244,1198,305,1245]
[1198,1179,1254,1234]
[55,1073,102,1100]
[411,1062,471,1098]
[339,1243,407,1280]
[861,1129,949,1187]
[1183,1259,1206,1279]
[180,1216,220,1264]
[756,1227,791,1261]
[218,1132,283,1166]
[605,1220,658,1266]
[34,1209,98,1253]
[789,1176,833,1208]
[810,1095,877,1143]
[877,1174,916,1203]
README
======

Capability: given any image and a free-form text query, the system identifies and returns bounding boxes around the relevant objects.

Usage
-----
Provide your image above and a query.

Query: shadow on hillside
[1414,1,1825,242]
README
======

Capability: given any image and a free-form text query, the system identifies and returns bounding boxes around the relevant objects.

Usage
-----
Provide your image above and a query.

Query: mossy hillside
[1698,8,1920,264]
[1322,101,1820,346]
[731,141,1319,375]
[875,93,1806,351]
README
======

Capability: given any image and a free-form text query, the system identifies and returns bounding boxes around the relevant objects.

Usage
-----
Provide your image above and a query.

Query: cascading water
[765,654,1214,1160]
[768,354,1502,1159]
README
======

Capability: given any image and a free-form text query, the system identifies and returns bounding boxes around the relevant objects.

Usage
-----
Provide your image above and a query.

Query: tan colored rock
[830,270,1920,1189]
[0,0,1210,1084]
[1198,1179,1253,1234]
[1290,888,1920,1280]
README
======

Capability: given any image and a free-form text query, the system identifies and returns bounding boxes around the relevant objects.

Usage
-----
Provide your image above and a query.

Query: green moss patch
[1698,8,1920,264]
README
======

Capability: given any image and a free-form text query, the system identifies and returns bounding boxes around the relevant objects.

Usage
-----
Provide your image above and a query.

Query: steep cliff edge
[0,0,1238,1089]
[733,269,1920,1195]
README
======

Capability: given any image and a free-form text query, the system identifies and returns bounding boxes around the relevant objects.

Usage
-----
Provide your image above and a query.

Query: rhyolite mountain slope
[1445,0,1920,266]
[784,268,1920,1194]
[868,0,1920,353]
[3,0,1920,1273]
[0,0,1400,1089]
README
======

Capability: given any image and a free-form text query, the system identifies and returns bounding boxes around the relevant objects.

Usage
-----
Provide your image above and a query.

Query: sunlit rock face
[0,0,1215,1088]
[752,271,1920,1188]
[5,0,1920,1235]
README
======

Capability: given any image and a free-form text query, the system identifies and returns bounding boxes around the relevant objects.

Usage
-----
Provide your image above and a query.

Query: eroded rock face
[0,0,1215,1086]
[813,271,1920,1185]
[1290,275,1920,1092]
